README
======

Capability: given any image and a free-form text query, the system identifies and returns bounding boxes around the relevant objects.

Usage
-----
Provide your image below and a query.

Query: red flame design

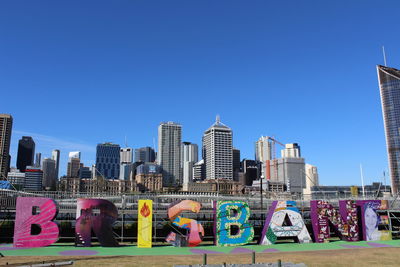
[140,202,151,218]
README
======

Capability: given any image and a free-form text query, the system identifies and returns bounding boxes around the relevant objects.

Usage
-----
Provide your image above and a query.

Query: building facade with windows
[158,122,182,186]
[96,143,121,179]
[377,65,400,195]
[0,114,13,179]
[202,116,233,180]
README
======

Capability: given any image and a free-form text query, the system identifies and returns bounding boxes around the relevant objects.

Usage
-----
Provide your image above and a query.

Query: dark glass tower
[95,143,120,179]
[16,136,35,172]
[377,65,400,195]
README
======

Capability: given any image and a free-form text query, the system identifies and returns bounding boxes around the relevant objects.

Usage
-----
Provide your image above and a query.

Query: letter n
[310,200,359,242]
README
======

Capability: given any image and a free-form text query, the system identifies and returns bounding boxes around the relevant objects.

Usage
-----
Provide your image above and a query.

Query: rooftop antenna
[382,46,387,66]
[216,114,220,124]
[124,135,128,147]
[360,163,366,199]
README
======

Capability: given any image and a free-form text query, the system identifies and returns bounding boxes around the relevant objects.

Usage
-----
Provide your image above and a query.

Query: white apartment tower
[120,147,133,164]
[182,142,198,185]
[255,136,272,180]
[51,149,60,180]
[281,143,301,158]
[158,122,182,186]
[202,116,233,180]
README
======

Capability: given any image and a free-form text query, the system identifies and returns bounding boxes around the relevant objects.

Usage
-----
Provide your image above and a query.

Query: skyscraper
[377,65,400,195]
[134,147,156,163]
[96,143,121,179]
[35,152,41,168]
[202,116,233,180]
[51,149,60,179]
[255,136,272,180]
[67,157,82,178]
[42,158,56,190]
[182,142,198,185]
[16,136,35,172]
[0,114,13,179]
[158,122,182,186]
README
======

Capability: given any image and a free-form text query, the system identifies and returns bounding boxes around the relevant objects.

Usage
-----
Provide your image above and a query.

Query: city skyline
[2,1,400,186]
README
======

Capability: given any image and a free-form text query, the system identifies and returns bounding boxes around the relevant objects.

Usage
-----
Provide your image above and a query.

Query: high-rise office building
[134,147,156,163]
[96,143,120,179]
[51,149,60,179]
[0,114,13,179]
[24,166,43,191]
[303,164,319,196]
[16,136,35,172]
[255,136,272,162]
[377,65,400,195]
[120,147,133,164]
[182,142,198,185]
[42,158,56,190]
[158,122,182,186]
[202,116,233,180]
[35,153,41,168]
[67,157,82,178]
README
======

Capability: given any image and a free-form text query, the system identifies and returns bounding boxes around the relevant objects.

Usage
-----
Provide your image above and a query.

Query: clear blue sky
[1,0,400,185]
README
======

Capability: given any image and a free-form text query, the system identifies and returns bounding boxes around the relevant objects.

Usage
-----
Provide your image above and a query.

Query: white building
[202,116,233,180]
[158,122,182,186]
[303,164,319,197]
[51,149,60,179]
[182,142,198,185]
[281,143,301,158]
[255,136,272,179]
[120,147,133,164]
[68,151,81,159]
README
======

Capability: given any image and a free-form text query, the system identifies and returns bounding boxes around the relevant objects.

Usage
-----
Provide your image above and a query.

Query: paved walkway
[1,240,399,257]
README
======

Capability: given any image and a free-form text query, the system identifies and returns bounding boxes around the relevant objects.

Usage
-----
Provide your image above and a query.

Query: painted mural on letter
[13,197,59,248]
[214,200,254,246]
[166,200,204,247]
[260,201,311,245]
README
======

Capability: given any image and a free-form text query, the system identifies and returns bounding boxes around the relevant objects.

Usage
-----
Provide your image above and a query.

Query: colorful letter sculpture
[260,201,311,245]
[357,200,391,241]
[166,200,204,247]
[75,198,119,247]
[13,197,59,248]
[138,200,153,248]
[311,200,359,242]
[214,200,254,246]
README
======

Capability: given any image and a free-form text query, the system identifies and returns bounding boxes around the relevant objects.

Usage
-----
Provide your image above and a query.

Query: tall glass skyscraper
[95,143,120,179]
[16,136,35,172]
[377,65,400,195]
[0,114,13,179]
[158,122,181,186]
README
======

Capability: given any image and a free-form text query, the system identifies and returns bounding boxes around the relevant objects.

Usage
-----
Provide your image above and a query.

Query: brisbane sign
[12,197,391,248]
